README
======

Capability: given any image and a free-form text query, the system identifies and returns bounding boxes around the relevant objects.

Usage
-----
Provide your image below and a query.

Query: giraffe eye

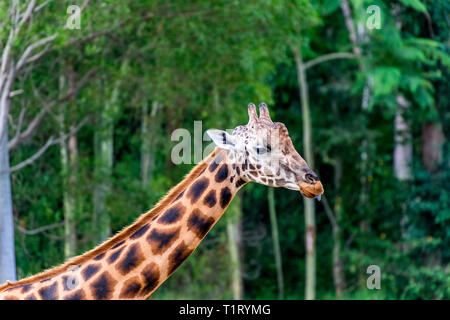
[256,146,268,155]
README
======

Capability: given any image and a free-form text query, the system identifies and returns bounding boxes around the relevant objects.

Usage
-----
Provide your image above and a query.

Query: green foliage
[398,0,427,13]
[4,0,449,300]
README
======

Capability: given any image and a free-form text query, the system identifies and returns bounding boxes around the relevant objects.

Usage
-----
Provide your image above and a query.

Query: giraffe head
[207,103,324,199]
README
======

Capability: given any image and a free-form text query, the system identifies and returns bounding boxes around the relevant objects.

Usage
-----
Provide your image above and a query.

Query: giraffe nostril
[305,173,315,184]
[304,170,319,184]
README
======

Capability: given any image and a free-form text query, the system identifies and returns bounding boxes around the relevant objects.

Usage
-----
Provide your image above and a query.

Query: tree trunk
[268,187,284,299]
[0,37,16,283]
[226,183,244,300]
[60,127,74,259]
[394,96,413,252]
[331,208,344,298]
[227,218,243,300]
[390,8,414,255]
[93,83,119,242]
[62,120,81,259]
[421,121,444,173]
[0,129,16,283]
[339,0,362,57]
[141,102,151,187]
[331,158,346,298]
[141,101,161,187]
[339,0,372,288]
[93,58,129,242]
[212,86,244,299]
[58,72,79,259]
[93,111,113,242]
[0,0,59,282]
[394,95,412,181]
[293,45,316,300]
[61,130,79,259]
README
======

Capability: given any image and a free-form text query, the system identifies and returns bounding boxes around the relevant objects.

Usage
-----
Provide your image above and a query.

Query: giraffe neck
[0,148,247,300]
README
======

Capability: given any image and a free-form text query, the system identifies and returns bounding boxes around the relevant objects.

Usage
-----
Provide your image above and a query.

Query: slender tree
[0,0,57,283]
[268,188,284,299]
[93,59,128,242]
[255,0,358,299]
[141,101,162,187]
[58,70,79,259]
[0,1,85,281]
[226,205,244,300]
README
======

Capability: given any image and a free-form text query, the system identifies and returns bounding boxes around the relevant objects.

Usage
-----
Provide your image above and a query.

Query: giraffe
[0,103,323,300]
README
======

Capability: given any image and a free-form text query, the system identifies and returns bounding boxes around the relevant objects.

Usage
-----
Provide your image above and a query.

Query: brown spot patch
[157,203,186,225]
[38,282,58,300]
[111,240,125,250]
[90,272,117,300]
[186,177,209,204]
[196,166,207,177]
[140,263,160,296]
[249,170,259,177]
[25,294,37,300]
[119,277,142,299]
[20,284,33,293]
[243,159,248,171]
[220,187,232,208]
[235,178,247,188]
[215,164,229,183]
[64,290,85,300]
[203,190,217,208]
[147,227,181,255]
[94,253,105,261]
[116,243,145,275]
[82,264,101,281]
[187,209,215,239]
[167,242,194,275]
[130,224,150,240]
[173,190,185,202]
[108,246,125,263]
[7,284,32,294]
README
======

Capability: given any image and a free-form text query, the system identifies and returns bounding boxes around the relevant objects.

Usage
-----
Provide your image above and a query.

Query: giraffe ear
[206,129,236,150]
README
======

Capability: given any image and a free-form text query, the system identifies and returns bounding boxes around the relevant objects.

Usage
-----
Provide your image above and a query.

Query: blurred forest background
[0,0,449,300]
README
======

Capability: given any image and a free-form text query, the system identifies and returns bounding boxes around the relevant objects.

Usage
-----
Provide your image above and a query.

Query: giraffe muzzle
[298,179,324,199]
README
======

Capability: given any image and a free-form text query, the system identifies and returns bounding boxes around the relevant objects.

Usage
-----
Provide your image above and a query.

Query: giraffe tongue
[316,195,321,201]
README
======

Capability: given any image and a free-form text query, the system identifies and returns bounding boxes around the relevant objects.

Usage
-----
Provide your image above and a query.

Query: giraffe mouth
[298,180,324,199]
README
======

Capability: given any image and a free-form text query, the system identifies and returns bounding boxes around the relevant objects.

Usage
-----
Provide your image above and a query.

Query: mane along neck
[0,149,219,292]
